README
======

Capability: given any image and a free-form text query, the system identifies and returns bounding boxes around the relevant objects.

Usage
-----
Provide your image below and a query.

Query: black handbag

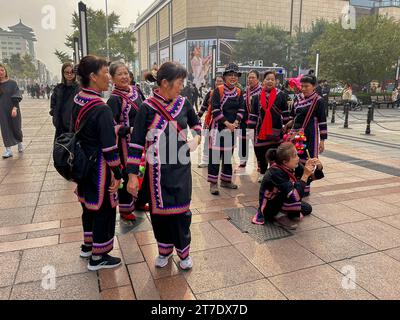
[53,99,103,183]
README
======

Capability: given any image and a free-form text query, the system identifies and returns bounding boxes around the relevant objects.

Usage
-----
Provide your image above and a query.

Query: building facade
[133,0,400,85]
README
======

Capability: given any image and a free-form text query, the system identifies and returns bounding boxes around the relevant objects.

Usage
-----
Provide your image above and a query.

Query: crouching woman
[252,142,324,230]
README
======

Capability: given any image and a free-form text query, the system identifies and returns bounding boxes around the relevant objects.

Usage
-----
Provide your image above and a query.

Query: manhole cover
[224,207,292,243]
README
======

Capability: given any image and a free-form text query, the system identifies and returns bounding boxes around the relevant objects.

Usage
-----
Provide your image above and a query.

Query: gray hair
[109,61,129,77]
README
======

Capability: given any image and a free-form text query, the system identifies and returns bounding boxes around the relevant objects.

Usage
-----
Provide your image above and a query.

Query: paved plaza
[0,97,400,300]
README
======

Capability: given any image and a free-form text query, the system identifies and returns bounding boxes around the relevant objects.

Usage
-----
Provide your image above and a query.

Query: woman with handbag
[247,70,290,182]
[107,61,149,223]
[72,55,123,271]
[285,74,327,196]
[128,62,202,270]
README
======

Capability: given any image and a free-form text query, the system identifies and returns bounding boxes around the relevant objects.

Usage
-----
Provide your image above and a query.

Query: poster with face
[187,39,216,88]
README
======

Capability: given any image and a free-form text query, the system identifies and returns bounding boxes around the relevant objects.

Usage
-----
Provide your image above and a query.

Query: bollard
[365,105,372,135]
[371,102,375,121]
[344,103,349,128]
[331,102,336,124]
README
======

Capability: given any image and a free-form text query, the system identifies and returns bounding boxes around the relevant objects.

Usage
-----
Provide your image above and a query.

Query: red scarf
[258,87,277,140]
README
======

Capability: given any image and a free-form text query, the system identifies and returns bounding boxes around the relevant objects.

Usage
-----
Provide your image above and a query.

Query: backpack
[204,85,241,127]
[53,99,104,183]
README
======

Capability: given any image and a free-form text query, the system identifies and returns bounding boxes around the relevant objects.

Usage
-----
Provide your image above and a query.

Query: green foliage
[55,8,136,64]
[233,23,293,68]
[311,15,400,87]
[54,50,73,64]
[2,53,38,80]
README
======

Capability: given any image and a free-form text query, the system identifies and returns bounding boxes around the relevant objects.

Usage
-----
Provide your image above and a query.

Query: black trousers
[254,143,280,175]
[81,195,117,256]
[238,124,248,163]
[287,202,313,220]
[150,212,192,260]
[208,148,234,183]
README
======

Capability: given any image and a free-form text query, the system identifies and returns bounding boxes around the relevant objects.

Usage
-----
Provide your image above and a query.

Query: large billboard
[173,41,187,68]
[187,39,216,88]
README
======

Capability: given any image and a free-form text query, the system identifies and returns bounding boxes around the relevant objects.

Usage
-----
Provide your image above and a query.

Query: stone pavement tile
[37,190,78,206]
[0,252,21,287]
[135,231,156,246]
[101,285,136,300]
[336,220,400,251]
[1,173,46,184]
[59,232,82,244]
[99,265,131,291]
[196,279,287,300]
[191,198,243,210]
[191,187,231,202]
[178,246,264,294]
[11,272,100,300]
[33,202,82,223]
[41,179,76,192]
[341,198,400,218]
[7,165,48,175]
[383,247,400,262]
[0,234,27,243]
[15,242,88,284]
[374,194,400,205]
[292,215,330,232]
[269,264,375,300]
[210,219,253,245]
[190,222,230,252]
[117,232,144,265]
[0,235,59,254]
[140,244,180,280]
[293,227,376,263]
[155,275,196,300]
[61,217,82,228]
[235,239,324,277]
[0,182,42,196]
[127,262,161,300]
[13,158,50,167]
[378,214,400,230]
[27,225,82,239]
[312,203,370,225]
[0,193,39,210]
[0,221,60,237]
[0,287,11,300]
[0,207,35,227]
[331,252,400,300]
[191,211,227,223]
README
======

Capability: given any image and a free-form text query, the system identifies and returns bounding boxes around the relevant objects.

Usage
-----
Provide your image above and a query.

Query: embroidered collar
[82,88,102,97]
[153,89,173,103]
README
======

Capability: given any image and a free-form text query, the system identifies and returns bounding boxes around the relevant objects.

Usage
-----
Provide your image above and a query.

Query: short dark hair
[145,61,187,86]
[300,75,317,86]
[266,142,297,165]
[263,70,276,80]
[109,61,129,77]
[248,70,260,79]
[77,55,108,88]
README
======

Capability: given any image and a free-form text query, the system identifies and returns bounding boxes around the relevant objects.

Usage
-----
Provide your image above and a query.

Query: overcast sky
[0,0,154,77]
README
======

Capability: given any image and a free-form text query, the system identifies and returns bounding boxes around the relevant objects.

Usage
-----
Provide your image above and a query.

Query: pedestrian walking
[0,63,23,159]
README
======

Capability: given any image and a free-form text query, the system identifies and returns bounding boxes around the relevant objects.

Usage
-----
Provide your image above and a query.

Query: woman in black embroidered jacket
[247,70,290,183]
[128,62,202,270]
[252,142,324,230]
[72,56,123,271]
[107,61,148,223]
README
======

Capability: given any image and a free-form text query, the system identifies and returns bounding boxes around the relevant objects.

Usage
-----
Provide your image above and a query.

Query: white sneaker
[197,163,208,168]
[2,149,13,159]
[179,256,193,270]
[257,174,265,183]
[155,254,172,268]
[18,143,24,153]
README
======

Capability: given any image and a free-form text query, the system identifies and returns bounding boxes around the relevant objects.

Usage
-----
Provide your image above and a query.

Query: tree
[292,19,330,70]
[55,8,136,64]
[54,50,73,64]
[3,53,38,80]
[311,15,400,88]
[233,24,293,68]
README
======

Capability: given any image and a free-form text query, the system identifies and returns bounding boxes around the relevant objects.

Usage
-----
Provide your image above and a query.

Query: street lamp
[73,37,80,64]
[315,49,320,78]
[78,2,89,57]
[105,0,110,61]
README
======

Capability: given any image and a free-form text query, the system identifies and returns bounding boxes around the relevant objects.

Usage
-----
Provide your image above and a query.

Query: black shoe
[80,244,92,258]
[88,254,122,271]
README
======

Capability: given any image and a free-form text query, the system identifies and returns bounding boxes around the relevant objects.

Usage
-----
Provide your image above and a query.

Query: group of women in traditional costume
[43,54,328,270]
